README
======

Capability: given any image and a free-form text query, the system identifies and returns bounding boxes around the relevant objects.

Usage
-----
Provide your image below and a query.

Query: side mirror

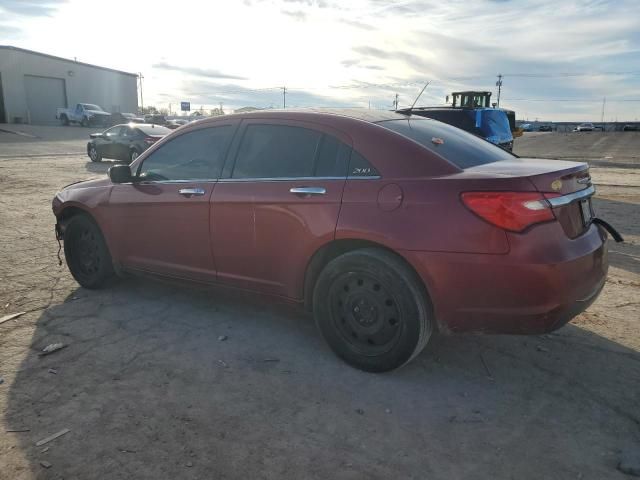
[108,165,133,184]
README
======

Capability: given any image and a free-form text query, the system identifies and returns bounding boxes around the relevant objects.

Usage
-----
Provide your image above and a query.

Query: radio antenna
[409,81,431,111]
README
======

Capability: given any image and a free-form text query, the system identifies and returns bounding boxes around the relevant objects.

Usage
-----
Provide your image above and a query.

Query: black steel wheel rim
[74,228,101,276]
[90,147,97,160]
[328,272,403,356]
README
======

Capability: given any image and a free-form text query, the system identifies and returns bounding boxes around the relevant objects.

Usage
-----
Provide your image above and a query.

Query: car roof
[196,108,415,126]
[111,123,168,129]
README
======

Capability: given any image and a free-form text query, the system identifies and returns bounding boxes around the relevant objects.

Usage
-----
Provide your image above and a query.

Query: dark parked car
[623,124,639,131]
[144,114,168,125]
[574,123,594,132]
[87,124,172,163]
[538,125,552,132]
[110,112,144,125]
[166,119,189,130]
[54,110,621,372]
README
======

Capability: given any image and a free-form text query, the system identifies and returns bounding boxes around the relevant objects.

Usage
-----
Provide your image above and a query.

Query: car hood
[87,110,110,116]
[63,177,111,190]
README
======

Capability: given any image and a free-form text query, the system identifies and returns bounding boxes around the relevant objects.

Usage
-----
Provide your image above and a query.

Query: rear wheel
[313,248,433,372]
[88,145,101,162]
[63,215,114,289]
[60,115,69,126]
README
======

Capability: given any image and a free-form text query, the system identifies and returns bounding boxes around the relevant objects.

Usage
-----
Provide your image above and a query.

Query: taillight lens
[144,136,157,145]
[461,191,556,232]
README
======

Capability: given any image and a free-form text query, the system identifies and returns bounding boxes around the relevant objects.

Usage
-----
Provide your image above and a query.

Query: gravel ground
[0,138,639,479]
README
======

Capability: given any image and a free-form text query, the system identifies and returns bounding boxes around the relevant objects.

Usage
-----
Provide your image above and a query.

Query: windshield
[138,125,171,135]
[82,104,103,111]
[379,118,514,169]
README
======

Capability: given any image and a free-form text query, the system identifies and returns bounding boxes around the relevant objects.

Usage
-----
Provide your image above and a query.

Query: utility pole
[169,103,172,115]
[219,102,223,114]
[496,74,503,108]
[138,73,144,114]
[282,86,287,109]
[600,96,606,127]
[394,93,399,110]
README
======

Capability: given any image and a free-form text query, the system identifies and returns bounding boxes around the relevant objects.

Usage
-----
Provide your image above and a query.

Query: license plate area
[579,198,594,227]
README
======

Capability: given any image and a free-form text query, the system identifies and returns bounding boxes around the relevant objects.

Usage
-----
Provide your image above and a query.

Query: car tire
[60,115,69,126]
[81,117,89,127]
[129,149,140,164]
[88,145,101,162]
[313,248,433,372]
[63,214,114,289]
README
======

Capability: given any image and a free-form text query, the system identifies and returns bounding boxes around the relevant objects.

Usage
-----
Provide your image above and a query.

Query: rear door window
[348,150,379,177]
[379,118,514,169]
[232,124,348,179]
[137,126,232,181]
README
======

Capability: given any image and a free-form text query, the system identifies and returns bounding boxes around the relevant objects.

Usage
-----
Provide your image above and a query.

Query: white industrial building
[0,46,138,125]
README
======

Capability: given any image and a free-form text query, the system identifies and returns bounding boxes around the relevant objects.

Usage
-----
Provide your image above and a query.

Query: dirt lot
[1,131,639,479]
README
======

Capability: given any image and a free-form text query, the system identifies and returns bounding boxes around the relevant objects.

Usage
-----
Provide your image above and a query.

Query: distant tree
[209,108,225,116]
[141,106,158,114]
[158,108,169,115]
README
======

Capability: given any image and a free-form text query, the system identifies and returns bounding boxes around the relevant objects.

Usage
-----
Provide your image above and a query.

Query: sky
[1,0,639,121]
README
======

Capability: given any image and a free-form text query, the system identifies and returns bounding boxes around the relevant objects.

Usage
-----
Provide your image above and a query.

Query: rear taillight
[144,136,158,145]
[461,191,556,232]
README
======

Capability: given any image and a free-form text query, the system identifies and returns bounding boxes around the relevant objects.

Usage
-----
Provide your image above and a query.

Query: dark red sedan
[52,110,621,372]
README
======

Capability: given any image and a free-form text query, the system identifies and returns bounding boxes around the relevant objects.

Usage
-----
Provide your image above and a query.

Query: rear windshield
[138,125,171,135]
[379,118,514,169]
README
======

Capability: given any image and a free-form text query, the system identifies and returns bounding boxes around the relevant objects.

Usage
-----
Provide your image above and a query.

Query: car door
[211,119,351,299]
[96,126,123,159]
[74,104,83,122]
[115,125,136,160]
[107,122,237,281]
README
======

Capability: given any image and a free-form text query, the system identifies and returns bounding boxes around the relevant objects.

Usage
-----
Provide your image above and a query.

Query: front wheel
[129,149,140,164]
[81,117,89,127]
[63,215,114,289]
[313,248,433,372]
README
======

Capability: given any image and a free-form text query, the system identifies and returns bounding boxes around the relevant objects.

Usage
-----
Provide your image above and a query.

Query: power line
[503,98,640,102]
[503,71,640,78]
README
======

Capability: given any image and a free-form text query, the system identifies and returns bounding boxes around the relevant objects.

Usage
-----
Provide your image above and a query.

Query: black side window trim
[135,123,238,181]
[223,122,355,180]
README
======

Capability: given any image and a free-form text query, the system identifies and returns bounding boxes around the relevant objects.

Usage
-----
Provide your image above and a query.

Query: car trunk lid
[464,158,594,238]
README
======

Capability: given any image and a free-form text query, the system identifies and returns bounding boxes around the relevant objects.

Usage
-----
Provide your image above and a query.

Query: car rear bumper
[402,222,609,334]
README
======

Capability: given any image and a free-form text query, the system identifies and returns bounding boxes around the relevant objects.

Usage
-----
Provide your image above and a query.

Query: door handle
[179,188,205,197]
[289,187,326,196]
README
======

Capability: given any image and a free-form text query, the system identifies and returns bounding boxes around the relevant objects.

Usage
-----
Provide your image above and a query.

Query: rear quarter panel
[336,175,542,255]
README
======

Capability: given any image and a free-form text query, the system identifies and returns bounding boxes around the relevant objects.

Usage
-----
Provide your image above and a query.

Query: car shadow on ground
[4,275,640,479]
[593,197,640,276]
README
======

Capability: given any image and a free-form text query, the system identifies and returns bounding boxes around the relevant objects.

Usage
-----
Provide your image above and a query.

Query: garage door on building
[24,75,66,125]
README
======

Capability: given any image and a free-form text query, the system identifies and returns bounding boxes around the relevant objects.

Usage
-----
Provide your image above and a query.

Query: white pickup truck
[56,103,112,127]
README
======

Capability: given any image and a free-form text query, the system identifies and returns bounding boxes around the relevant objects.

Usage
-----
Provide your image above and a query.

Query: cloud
[282,0,332,7]
[282,9,307,20]
[152,62,247,80]
[0,23,21,38]
[175,80,357,109]
[0,0,67,16]
[338,18,375,30]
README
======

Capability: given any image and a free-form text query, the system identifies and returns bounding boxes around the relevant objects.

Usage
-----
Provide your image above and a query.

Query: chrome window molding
[547,185,595,207]
[125,176,382,185]
[217,175,381,182]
